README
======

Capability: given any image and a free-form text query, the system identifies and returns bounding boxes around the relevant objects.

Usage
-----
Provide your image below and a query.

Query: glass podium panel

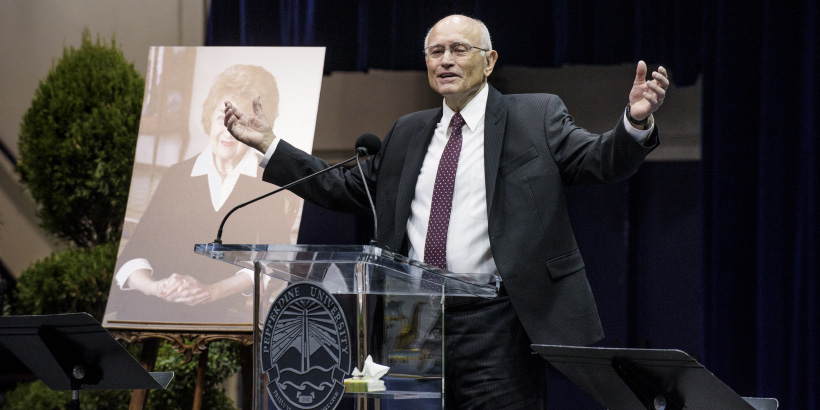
[195,244,497,410]
[195,243,499,298]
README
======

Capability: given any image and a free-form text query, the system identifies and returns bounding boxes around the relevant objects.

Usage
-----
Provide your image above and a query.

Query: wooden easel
[111,331,252,410]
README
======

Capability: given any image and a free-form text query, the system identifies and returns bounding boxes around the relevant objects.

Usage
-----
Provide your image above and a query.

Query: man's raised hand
[628,60,670,121]
[224,94,277,153]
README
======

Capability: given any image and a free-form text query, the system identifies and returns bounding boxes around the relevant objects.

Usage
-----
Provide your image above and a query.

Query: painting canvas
[103,47,325,331]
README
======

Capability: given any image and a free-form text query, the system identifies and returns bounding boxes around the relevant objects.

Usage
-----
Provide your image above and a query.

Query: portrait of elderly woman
[103,59,314,329]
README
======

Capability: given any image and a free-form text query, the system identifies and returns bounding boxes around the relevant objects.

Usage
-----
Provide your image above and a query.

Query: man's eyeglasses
[424,42,489,59]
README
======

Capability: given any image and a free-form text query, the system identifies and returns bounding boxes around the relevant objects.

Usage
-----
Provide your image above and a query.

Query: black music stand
[532,345,778,410]
[0,313,172,409]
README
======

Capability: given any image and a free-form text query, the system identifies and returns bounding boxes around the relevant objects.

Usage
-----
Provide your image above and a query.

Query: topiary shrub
[16,28,144,248]
[2,379,130,410]
[147,340,241,410]
[9,242,117,321]
[2,381,66,410]
[8,29,241,410]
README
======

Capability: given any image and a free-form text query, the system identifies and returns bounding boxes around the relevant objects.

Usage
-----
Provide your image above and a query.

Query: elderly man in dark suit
[225,14,669,410]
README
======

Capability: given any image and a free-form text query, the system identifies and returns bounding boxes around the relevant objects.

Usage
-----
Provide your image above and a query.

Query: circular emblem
[261,282,351,410]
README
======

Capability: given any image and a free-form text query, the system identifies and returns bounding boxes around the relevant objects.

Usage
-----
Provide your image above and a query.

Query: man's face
[425,16,497,111]
[209,98,248,162]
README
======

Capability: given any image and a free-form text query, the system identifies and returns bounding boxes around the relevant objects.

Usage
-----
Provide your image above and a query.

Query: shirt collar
[441,82,489,132]
[191,144,259,179]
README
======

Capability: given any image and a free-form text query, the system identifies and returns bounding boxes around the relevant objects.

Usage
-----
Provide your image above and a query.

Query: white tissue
[352,355,388,392]
[362,355,390,381]
[345,355,390,392]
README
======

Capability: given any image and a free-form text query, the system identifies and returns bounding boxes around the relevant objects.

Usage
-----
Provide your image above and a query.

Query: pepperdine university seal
[261,282,352,410]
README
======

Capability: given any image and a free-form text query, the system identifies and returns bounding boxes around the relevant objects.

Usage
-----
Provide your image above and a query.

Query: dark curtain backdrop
[701,2,819,409]
[207,1,819,408]
[206,0,702,86]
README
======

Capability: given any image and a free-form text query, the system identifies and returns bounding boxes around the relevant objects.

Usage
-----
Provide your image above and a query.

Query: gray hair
[200,64,279,135]
[423,15,493,55]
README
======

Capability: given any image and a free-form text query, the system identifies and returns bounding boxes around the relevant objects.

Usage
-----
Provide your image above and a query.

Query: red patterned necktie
[424,112,465,270]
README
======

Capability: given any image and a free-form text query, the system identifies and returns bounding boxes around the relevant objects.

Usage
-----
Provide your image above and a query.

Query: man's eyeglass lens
[426,43,485,58]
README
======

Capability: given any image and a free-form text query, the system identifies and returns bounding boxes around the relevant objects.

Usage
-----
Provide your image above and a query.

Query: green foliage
[17,28,144,248]
[2,381,131,410]
[1,277,12,316]
[10,242,117,321]
[147,340,241,410]
[2,241,134,409]
[6,28,241,410]
[2,381,66,410]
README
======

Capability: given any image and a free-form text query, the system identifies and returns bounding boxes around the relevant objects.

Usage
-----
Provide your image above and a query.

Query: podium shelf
[345,390,441,399]
[195,243,498,298]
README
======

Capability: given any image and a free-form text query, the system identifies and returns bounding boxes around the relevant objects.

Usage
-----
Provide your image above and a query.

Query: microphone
[353,133,381,245]
[212,133,382,244]
[355,133,381,157]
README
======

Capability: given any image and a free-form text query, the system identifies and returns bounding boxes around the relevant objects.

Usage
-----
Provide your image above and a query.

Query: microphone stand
[212,153,359,244]
[355,150,378,245]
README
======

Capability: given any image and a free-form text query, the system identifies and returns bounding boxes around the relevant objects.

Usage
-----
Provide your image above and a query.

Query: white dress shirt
[406,84,496,277]
[192,145,260,211]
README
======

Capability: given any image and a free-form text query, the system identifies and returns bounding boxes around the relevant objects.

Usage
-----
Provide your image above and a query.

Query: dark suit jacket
[263,85,658,347]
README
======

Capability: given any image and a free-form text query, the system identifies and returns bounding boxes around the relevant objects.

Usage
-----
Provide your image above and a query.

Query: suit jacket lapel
[393,108,442,242]
[484,85,506,220]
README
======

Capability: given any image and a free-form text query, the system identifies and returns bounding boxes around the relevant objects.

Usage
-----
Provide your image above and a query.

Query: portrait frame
[102,47,325,332]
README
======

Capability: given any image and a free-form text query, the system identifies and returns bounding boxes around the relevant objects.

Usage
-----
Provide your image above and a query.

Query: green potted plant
[5,29,240,410]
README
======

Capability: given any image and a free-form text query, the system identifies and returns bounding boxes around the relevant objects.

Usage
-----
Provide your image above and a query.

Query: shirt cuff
[259,136,282,168]
[115,258,153,289]
[622,110,654,144]
[237,268,255,296]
